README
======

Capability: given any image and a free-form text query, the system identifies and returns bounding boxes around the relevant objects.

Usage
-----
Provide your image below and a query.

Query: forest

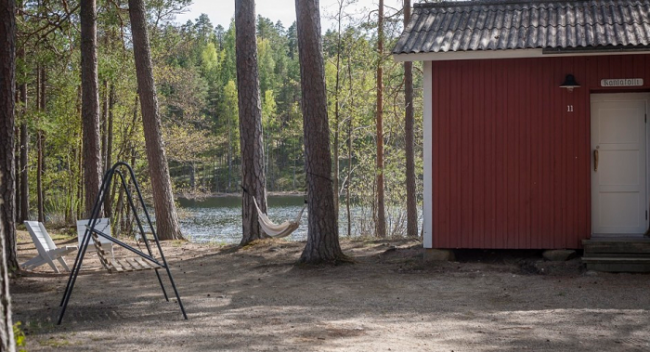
[6,0,423,238]
[0,0,425,344]
[4,1,650,350]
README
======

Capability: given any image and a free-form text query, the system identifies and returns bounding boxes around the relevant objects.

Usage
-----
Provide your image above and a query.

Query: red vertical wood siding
[431,54,650,249]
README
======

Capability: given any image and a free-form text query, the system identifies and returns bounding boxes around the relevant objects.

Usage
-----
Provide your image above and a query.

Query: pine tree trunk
[106,83,115,216]
[18,83,28,222]
[114,184,125,236]
[13,118,19,224]
[0,0,18,272]
[1,3,17,321]
[101,79,108,170]
[16,39,28,223]
[128,0,183,240]
[267,136,274,191]
[73,86,83,222]
[76,135,83,220]
[332,0,344,219]
[65,146,76,224]
[190,162,196,191]
[375,0,387,238]
[227,119,233,191]
[295,0,345,264]
[404,0,418,237]
[235,0,267,245]
[292,149,297,189]
[81,0,103,218]
[37,67,46,223]
[0,174,15,352]
[36,130,44,223]
[346,52,354,238]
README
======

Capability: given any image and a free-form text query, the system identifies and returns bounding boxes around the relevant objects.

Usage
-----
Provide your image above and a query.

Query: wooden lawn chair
[76,218,115,263]
[22,221,78,273]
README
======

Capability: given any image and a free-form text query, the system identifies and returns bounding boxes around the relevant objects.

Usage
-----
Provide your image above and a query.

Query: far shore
[175,190,306,200]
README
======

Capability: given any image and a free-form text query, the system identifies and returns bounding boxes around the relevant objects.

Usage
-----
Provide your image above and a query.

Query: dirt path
[10,231,650,351]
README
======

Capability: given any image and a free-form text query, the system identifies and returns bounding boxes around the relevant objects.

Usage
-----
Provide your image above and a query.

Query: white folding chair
[76,218,115,263]
[22,221,78,273]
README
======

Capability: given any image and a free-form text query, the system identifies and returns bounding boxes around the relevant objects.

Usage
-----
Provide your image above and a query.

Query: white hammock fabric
[252,197,306,238]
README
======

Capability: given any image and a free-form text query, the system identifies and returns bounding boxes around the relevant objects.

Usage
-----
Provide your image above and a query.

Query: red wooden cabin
[394,0,650,250]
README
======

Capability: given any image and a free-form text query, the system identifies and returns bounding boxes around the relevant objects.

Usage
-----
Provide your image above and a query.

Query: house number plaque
[601,78,644,87]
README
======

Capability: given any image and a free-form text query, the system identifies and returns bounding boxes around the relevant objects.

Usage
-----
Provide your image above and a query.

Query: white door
[591,93,649,235]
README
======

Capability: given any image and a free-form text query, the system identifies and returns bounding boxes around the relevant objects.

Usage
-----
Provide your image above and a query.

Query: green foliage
[258,38,276,96]
[200,42,220,78]
[14,322,26,352]
[17,1,422,237]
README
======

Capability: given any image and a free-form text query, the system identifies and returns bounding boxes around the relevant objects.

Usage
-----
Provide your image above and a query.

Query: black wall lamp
[560,74,580,92]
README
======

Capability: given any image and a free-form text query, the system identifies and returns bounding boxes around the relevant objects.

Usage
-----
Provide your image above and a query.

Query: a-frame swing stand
[58,162,187,324]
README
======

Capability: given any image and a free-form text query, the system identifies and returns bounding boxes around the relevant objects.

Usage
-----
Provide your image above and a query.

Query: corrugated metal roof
[393,0,650,54]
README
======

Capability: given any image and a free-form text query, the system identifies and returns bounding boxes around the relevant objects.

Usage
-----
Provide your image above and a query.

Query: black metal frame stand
[57,162,188,324]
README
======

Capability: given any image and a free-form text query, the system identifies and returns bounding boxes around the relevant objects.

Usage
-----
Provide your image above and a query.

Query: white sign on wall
[601,78,644,87]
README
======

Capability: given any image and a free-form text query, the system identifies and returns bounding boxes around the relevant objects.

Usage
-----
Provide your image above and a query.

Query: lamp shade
[560,74,580,89]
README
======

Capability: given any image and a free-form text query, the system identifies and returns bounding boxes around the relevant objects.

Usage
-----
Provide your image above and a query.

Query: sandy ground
[9,229,650,352]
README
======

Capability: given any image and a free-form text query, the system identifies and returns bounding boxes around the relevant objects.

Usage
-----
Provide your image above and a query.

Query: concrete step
[582,257,650,273]
[582,251,650,258]
[583,238,650,257]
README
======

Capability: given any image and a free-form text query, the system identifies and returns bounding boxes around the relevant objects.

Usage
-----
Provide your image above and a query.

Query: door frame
[590,92,650,237]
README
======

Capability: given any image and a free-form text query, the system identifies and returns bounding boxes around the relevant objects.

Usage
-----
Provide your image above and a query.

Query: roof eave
[393,48,650,62]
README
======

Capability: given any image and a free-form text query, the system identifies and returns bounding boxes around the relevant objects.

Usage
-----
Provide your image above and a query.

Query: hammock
[252,197,306,238]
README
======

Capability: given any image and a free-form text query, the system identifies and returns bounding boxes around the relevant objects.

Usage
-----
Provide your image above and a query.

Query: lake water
[177,195,375,244]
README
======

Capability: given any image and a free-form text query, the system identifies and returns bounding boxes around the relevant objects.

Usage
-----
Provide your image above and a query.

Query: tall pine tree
[295,0,346,263]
